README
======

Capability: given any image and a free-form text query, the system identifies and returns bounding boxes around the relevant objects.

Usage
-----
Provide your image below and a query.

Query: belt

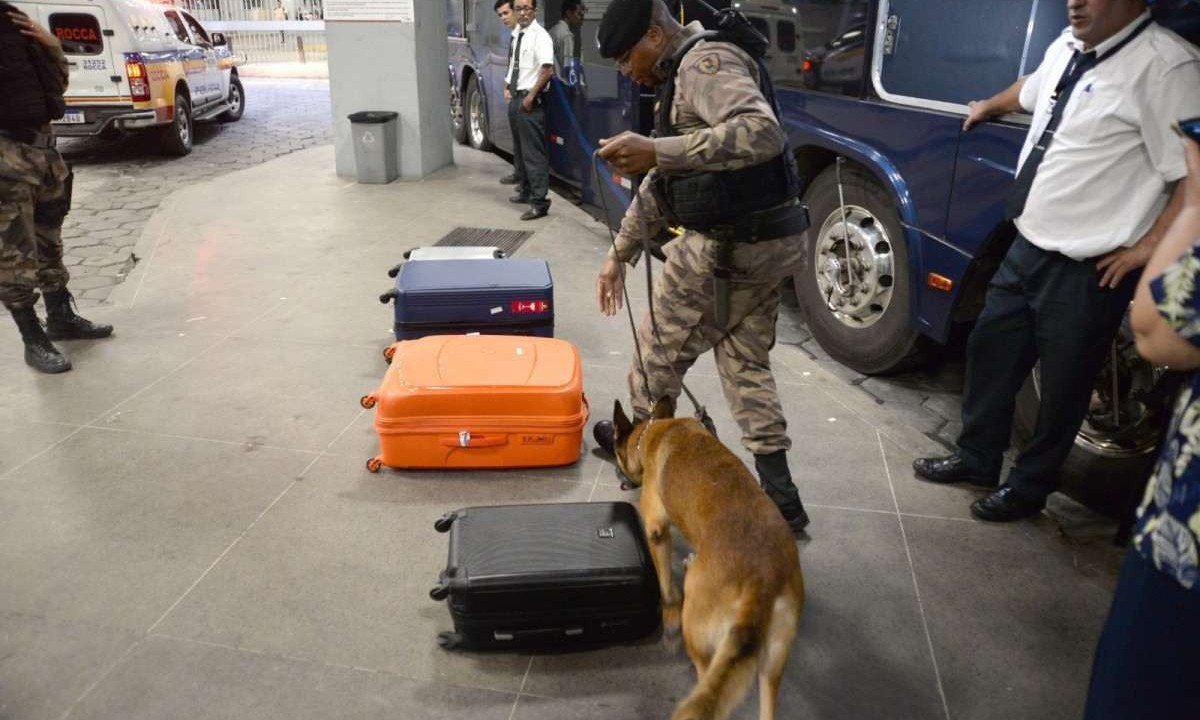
[708,200,810,244]
[0,128,55,148]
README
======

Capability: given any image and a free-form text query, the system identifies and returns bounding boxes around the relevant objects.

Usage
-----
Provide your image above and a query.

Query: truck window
[180,12,212,45]
[49,13,103,55]
[580,0,616,68]
[163,11,190,44]
[777,0,869,96]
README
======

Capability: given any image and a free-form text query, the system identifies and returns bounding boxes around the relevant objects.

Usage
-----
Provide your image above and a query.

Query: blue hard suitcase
[378,258,553,341]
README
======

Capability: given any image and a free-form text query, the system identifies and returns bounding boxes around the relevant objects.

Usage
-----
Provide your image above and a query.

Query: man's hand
[598,132,657,175]
[1097,236,1155,288]
[962,100,992,131]
[7,9,60,50]
[504,87,511,102]
[597,256,626,316]
[521,93,535,113]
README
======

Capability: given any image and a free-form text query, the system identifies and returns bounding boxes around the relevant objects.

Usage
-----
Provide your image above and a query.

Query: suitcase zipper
[375,407,588,434]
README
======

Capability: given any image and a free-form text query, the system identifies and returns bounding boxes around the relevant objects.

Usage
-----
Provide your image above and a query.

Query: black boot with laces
[43,289,113,340]
[10,305,71,374]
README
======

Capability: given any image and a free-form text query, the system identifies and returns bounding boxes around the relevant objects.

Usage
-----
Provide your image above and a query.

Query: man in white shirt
[913,0,1200,522]
[507,0,554,220]
[496,0,523,187]
[549,0,585,79]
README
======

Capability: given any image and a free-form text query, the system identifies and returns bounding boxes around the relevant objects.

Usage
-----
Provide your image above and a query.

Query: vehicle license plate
[53,111,86,125]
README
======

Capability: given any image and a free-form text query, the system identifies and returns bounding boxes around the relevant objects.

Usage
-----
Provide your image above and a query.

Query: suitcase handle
[440,432,508,448]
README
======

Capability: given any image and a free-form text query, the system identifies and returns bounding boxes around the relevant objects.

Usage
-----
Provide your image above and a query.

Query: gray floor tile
[879,432,986,521]
[0,611,137,720]
[905,516,1115,720]
[0,428,308,630]
[69,634,517,720]
[155,454,596,693]
[101,336,375,451]
[0,330,217,426]
[0,421,77,477]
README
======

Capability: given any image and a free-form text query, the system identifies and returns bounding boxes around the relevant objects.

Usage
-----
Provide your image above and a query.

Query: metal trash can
[347,111,399,184]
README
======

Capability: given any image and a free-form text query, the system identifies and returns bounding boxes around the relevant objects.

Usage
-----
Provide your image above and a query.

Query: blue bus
[446,0,1200,510]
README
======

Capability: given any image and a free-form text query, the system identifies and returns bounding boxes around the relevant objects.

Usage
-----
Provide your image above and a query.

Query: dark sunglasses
[1174,117,1200,143]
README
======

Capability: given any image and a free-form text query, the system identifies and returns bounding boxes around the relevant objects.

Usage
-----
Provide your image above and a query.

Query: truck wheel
[793,164,921,375]
[219,76,245,122]
[450,80,468,145]
[1013,322,1173,525]
[465,76,492,151]
[160,92,193,156]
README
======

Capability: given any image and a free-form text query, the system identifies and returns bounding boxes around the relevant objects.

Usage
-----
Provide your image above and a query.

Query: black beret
[597,0,652,59]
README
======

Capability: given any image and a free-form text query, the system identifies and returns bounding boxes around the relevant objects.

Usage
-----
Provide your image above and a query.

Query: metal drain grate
[433,227,533,257]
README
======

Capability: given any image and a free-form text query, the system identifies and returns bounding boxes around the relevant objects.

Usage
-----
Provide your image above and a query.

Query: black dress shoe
[970,486,1043,522]
[499,174,520,185]
[912,454,996,487]
[508,194,530,204]
[520,208,548,221]
[593,420,615,455]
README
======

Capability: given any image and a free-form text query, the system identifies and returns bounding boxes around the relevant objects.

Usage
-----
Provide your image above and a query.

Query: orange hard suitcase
[362,335,588,471]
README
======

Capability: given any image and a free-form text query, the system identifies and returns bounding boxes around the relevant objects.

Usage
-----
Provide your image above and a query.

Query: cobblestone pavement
[56,78,333,306]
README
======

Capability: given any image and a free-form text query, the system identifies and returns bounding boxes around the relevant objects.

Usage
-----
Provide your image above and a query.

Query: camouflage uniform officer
[591,0,810,532]
[1,3,112,374]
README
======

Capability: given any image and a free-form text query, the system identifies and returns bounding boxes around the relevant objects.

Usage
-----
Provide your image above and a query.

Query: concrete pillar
[326,1,453,181]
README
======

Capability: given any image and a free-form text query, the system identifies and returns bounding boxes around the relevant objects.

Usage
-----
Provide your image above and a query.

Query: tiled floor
[0,145,1124,720]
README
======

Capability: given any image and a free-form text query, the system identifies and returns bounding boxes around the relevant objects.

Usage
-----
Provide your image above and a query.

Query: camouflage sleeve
[653,44,785,172]
[608,171,665,266]
[43,41,70,91]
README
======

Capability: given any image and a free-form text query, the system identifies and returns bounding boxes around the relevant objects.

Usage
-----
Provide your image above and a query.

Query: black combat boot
[593,420,616,455]
[43,289,113,340]
[755,450,810,534]
[10,306,71,374]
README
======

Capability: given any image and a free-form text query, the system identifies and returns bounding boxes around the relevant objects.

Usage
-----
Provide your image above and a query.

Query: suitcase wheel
[388,262,404,277]
[359,394,377,410]
[429,584,451,601]
[379,289,398,304]
[433,511,458,533]
[436,631,462,650]
[382,345,396,364]
[366,457,384,473]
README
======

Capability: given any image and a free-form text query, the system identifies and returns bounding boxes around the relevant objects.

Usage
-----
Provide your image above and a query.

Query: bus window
[775,0,868,96]
[776,20,796,54]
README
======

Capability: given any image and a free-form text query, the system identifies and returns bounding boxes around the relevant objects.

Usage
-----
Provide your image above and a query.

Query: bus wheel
[450,81,468,145]
[793,164,922,375]
[465,76,492,152]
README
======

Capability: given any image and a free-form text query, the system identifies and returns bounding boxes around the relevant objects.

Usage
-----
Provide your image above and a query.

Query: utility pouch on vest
[34,168,73,226]
[652,171,728,230]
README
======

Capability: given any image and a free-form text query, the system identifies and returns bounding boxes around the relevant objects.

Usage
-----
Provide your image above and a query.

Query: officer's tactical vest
[0,4,67,130]
[651,22,803,233]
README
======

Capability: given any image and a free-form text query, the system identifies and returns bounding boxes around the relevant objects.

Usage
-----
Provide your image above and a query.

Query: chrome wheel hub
[468,89,485,147]
[813,204,895,329]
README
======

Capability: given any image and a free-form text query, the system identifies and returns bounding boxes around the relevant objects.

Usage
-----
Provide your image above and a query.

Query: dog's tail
[670,593,763,720]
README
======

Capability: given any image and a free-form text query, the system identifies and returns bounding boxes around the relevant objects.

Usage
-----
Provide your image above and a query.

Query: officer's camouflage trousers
[0,134,71,309]
[627,230,806,455]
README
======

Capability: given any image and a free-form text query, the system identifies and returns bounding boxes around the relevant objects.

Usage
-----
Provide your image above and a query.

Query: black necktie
[1004,19,1152,221]
[508,31,523,92]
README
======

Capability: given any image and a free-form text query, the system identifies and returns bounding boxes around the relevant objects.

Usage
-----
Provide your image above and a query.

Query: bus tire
[451,77,469,145]
[793,164,922,375]
[160,90,193,157]
[465,75,492,151]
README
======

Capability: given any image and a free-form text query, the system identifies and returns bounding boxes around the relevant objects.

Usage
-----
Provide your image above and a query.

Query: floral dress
[1133,242,1200,591]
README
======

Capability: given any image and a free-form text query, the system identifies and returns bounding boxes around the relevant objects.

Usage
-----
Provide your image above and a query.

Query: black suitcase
[429,502,661,650]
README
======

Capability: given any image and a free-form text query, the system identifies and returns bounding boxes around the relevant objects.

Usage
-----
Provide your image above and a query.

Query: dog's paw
[661,602,682,651]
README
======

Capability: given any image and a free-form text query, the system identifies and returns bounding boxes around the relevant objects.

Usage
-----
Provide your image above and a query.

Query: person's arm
[597,172,667,316]
[1132,138,1200,368]
[523,64,554,109]
[962,77,1027,131]
[652,45,784,173]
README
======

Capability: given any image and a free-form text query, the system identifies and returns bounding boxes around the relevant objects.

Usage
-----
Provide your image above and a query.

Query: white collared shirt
[508,19,554,92]
[1014,12,1200,260]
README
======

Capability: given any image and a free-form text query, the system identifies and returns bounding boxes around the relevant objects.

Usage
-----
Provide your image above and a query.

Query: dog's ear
[651,396,675,420]
[613,400,634,440]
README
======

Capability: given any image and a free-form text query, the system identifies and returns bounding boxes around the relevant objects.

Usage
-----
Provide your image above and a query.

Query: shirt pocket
[1059,75,1129,146]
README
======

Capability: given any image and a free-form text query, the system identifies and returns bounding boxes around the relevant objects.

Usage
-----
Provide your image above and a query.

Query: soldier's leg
[0,144,70,373]
[33,157,112,340]
[712,279,808,530]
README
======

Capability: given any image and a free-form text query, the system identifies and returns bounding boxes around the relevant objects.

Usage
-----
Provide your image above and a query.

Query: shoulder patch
[696,53,720,75]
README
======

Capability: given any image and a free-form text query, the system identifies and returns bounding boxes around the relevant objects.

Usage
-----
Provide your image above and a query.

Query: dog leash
[591,149,717,437]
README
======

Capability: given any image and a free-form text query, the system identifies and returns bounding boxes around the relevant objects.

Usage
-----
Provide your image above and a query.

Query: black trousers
[956,234,1137,505]
[506,95,526,187]
[1085,550,1200,719]
[512,91,549,212]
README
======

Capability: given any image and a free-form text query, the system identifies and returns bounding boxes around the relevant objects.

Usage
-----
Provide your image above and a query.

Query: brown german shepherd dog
[611,398,804,720]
